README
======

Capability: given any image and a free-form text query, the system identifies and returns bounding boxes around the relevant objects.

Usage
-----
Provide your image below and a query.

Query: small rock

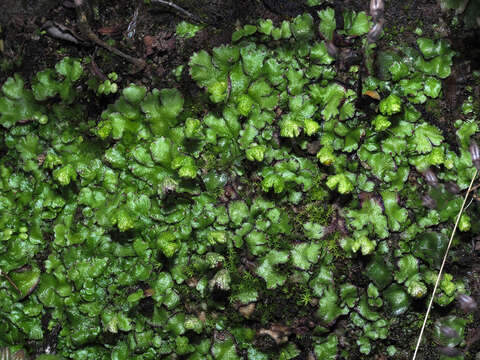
[422,194,437,209]
[438,346,463,357]
[445,181,460,194]
[186,277,198,288]
[440,325,459,339]
[475,241,480,251]
[422,168,438,187]
[238,303,255,319]
[457,293,478,312]
[258,324,290,345]
[143,288,154,297]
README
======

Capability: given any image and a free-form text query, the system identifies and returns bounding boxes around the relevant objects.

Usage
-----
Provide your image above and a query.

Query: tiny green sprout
[97,79,118,95]
[108,72,118,81]
[172,65,184,80]
[298,288,312,306]
[37,114,48,125]
[357,336,371,355]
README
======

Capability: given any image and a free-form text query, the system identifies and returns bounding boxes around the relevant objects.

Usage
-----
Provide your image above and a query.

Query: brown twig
[466,182,480,193]
[89,53,107,81]
[150,0,205,24]
[0,269,22,295]
[74,0,145,69]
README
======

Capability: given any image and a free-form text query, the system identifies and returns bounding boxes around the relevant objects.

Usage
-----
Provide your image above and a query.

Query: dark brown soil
[0,0,478,99]
[0,0,273,87]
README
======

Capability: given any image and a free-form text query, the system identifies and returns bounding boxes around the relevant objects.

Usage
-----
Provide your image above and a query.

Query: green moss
[294,201,333,228]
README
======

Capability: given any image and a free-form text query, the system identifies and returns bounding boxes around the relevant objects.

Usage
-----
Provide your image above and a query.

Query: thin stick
[465,182,480,193]
[0,269,22,295]
[150,0,204,23]
[465,196,475,211]
[412,169,478,360]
